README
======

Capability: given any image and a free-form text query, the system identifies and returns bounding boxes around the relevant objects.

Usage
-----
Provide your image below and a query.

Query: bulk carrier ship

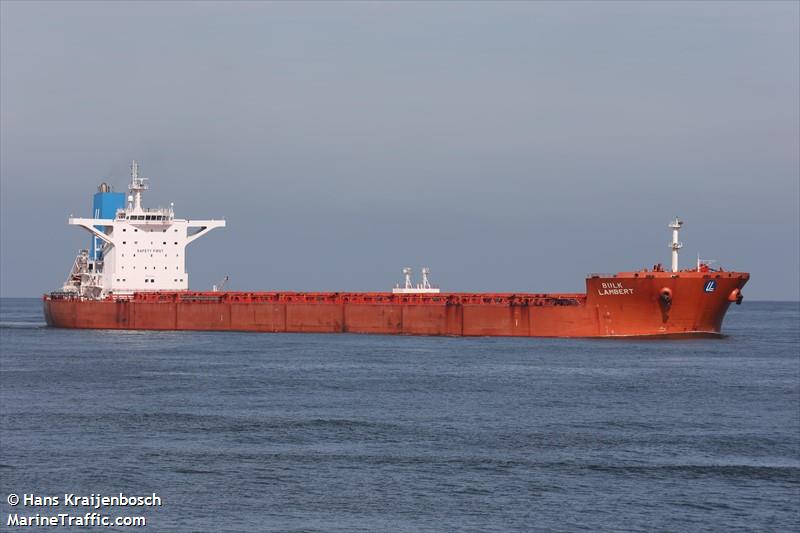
[44,162,748,337]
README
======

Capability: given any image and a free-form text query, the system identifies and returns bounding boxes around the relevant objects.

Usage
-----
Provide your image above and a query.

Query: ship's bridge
[119,210,174,222]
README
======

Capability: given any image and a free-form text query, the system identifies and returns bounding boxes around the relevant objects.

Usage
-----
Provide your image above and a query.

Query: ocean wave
[0,321,48,329]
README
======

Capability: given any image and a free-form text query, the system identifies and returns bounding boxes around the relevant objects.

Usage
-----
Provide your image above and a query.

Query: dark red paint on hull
[43,271,749,338]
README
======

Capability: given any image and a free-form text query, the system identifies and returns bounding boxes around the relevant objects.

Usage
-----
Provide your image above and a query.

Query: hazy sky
[1,1,798,299]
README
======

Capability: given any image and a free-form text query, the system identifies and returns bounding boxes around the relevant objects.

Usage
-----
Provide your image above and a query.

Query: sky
[1,1,798,299]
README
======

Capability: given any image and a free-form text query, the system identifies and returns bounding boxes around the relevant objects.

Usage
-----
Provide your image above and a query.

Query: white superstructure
[62,161,225,298]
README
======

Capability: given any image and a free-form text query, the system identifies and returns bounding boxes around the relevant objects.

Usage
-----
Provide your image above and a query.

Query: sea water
[1,299,798,531]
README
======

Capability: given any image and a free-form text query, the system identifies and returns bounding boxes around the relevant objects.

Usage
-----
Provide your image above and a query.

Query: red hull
[43,271,749,338]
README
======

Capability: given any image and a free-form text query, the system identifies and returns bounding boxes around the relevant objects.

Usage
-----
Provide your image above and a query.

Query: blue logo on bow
[704,280,717,293]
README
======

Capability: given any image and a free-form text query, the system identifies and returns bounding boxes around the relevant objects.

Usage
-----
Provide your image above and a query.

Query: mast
[669,217,683,273]
[127,160,149,212]
[403,267,413,289]
[421,267,432,289]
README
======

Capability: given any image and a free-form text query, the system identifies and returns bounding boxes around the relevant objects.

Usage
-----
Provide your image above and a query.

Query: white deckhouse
[62,161,225,298]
